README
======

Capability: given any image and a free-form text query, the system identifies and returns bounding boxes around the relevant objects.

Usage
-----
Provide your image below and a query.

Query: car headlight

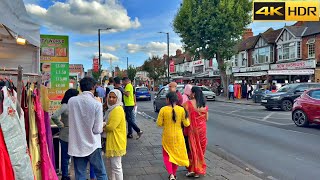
[271,96,281,100]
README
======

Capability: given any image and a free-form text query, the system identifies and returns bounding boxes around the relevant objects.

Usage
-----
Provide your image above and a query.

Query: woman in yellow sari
[157,92,190,180]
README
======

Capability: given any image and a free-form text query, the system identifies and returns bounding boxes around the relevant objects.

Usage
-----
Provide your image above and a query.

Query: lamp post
[98,28,111,76]
[158,32,170,83]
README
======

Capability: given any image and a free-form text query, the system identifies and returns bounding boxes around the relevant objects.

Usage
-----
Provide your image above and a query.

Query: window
[253,46,270,64]
[295,85,309,93]
[307,38,315,58]
[194,65,204,73]
[297,41,301,58]
[235,56,238,67]
[278,42,300,61]
[309,90,320,100]
[241,53,246,66]
[136,88,148,92]
[201,87,210,91]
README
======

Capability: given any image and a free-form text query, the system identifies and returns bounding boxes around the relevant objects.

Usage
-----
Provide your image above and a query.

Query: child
[156,92,190,180]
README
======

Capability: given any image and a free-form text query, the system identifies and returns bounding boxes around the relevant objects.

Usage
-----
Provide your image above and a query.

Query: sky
[23,0,295,71]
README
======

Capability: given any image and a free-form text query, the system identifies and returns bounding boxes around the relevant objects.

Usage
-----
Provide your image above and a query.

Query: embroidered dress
[28,86,42,180]
[0,87,34,180]
[34,88,58,180]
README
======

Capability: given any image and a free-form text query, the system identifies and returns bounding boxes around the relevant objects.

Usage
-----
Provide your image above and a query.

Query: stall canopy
[0,0,40,47]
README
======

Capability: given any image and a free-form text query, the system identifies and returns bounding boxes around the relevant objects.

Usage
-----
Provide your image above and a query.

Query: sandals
[168,174,176,180]
[136,131,143,139]
[186,172,200,178]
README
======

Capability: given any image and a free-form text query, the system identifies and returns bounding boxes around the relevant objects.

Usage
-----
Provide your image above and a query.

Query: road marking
[263,112,275,121]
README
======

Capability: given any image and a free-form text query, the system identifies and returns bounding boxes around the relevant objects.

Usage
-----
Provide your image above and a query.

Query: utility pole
[98,28,111,76]
[127,57,129,70]
[158,32,170,83]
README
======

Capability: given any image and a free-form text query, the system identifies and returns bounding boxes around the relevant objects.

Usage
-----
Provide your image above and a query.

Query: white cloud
[75,41,119,51]
[94,52,119,61]
[127,42,182,57]
[25,0,141,34]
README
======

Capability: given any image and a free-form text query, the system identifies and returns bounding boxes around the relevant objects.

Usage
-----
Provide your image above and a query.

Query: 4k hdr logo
[253,1,320,21]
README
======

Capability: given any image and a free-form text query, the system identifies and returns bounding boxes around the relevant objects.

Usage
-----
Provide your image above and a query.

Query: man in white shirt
[68,77,107,180]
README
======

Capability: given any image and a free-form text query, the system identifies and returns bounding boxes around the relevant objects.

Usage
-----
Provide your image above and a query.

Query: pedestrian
[68,77,107,180]
[114,77,124,104]
[182,84,192,104]
[247,83,253,100]
[122,77,143,139]
[51,89,79,180]
[96,82,106,103]
[156,92,190,180]
[104,89,126,180]
[168,82,183,106]
[106,77,115,95]
[228,82,235,100]
[183,86,208,178]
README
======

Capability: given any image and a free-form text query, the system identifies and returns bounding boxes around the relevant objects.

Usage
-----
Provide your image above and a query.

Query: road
[136,96,320,180]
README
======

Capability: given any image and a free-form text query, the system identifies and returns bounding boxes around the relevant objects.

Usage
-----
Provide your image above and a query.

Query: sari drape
[185,101,208,175]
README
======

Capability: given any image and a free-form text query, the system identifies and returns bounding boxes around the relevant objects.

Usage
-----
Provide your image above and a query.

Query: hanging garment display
[0,128,15,180]
[0,86,34,180]
[34,88,58,180]
[28,85,42,180]
[22,85,30,146]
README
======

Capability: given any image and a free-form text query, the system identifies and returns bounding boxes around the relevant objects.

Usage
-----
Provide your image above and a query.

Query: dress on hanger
[28,85,42,180]
[33,88,58,180]
[0,86,34,180]
[0,128,15,180]
[22,86,30,147]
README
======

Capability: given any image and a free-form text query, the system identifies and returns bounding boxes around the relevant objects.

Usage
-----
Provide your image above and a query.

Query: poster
[93,58,99,72]
[169,60,175,73]
[40,35,69,114]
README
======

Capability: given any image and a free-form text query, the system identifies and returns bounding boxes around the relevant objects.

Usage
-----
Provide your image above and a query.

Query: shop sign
[93,58,99,72]
[169,60,175,73]
[240,65,269,72]
[268,69,314,75]
[232,67,240,73]
[209,70,220,76]
[234,71,267,77]
[193,59,204,66]
[40,35,69,63]
[270,60,316,70]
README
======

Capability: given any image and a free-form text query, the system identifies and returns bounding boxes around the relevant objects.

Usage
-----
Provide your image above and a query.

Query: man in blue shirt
[95,82,106,102]
[228,82,235,100]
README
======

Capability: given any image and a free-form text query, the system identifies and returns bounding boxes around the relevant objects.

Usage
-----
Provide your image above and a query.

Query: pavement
[123,113,262,180]
[215,96,258,106]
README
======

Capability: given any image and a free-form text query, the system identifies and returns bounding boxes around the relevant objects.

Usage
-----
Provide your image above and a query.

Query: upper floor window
[253,46,271,64]
[307,38,315,58]
[241,53,246,67]
[234,56,238,67]
[277,41,299,61]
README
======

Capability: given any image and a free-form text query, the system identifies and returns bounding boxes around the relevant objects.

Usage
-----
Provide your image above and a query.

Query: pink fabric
[33,89,58,180]
[182,84,192,104]
[162,148,178,175]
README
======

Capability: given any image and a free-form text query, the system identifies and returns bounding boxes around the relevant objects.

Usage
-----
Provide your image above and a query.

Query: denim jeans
[128,108,137,135]
[73,148,107,180]
[60,140,71,177]
[124,106,140,135]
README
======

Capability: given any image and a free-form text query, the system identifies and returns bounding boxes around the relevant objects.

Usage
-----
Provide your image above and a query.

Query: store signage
[93,58,99,72]
[40,35,69,63]
[268,69,314,75]
[240,65,269,72]
[270,60,316,70]
[193,59,204,66]
[232,67,240,73]
[169,60,175,73]
[234,71,268,77]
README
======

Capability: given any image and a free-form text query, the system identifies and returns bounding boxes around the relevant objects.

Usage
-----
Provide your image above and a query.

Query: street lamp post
[158,32,170,83]
[98,28,111,76]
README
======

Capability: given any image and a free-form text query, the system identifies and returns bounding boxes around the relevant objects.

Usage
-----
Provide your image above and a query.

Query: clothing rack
[0,66,41,118]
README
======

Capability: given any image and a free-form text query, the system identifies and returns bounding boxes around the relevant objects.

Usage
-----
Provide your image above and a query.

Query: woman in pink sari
[183,86,208,177]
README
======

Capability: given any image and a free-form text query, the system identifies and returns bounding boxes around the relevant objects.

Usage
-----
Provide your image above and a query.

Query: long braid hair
[166,92,178,123]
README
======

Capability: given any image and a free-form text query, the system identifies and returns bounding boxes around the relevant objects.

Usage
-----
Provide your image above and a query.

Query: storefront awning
[234,71,267,77]
[268,69,314,75]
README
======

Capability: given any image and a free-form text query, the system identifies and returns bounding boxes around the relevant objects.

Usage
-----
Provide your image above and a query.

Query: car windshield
[277,84,299,92]
[136,88,148,92]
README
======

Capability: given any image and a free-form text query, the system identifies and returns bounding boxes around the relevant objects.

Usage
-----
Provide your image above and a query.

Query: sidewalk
[123,115,262,180]
[215,96,259,106]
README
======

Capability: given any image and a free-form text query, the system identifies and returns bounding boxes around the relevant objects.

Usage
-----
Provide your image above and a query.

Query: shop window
[194,65,204,73]
[307,38,315,58]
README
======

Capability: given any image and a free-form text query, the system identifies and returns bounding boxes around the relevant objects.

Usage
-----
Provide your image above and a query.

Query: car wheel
[153,103,159,112]
[265,106,273,110]
[292,110,309,127]
[148,97,151,101]
[281,100,293,111]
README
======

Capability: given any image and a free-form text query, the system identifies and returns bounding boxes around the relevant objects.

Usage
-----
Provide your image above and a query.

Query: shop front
[233,64,270,85]
[269,60,316,84]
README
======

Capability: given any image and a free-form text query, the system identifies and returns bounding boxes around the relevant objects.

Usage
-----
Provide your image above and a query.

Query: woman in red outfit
[183,86,208,178]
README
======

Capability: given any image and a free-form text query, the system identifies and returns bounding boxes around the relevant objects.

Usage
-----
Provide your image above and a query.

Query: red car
[292,88,320,127]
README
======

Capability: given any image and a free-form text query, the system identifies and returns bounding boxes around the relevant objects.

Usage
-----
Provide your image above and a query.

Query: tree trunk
[216,53,228,97]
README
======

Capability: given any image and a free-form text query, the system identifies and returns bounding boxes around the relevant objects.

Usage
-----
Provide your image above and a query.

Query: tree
[173,0,251,95]
[92,71,100,81]
[127,65,137,82]
[142,56,166,85]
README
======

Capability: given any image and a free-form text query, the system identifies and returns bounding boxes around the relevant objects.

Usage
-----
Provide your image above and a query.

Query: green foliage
[142,56,166,84]
[127,65,137,82]
[92,71,100,81]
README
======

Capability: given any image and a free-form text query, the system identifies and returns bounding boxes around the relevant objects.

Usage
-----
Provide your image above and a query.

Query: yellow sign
[253,1,320,21]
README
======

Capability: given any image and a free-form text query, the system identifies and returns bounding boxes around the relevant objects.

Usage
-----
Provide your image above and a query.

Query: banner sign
[169,60,175,73]
[93,58,99,72]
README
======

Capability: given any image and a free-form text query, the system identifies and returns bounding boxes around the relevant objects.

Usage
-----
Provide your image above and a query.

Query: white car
[197,86,216,101]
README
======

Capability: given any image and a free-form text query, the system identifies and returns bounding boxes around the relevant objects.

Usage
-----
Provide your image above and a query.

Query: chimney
[242,28,253,40]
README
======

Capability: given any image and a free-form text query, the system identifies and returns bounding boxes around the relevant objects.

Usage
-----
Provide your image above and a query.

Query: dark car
[292,88,320,127]
[261,83,320,111]
[153,85,184,112]
[135,87,151,101]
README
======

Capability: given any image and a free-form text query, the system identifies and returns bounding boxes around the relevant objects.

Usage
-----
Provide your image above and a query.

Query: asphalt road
[136,96,320,180]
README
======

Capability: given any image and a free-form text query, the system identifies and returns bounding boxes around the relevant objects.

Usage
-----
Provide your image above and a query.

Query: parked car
[197,86,216,101]
[153,85,184,112]
[135,87,151,101]
[261,83,320,111]
[292,88,320,127]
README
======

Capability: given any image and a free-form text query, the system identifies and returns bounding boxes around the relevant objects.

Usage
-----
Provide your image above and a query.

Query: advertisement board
[169,60,175,73]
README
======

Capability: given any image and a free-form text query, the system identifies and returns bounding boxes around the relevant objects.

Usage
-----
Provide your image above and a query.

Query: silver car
[197,86,216,101]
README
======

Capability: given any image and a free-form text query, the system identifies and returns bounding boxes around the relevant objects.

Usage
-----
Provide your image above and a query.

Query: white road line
[263,112,275,121]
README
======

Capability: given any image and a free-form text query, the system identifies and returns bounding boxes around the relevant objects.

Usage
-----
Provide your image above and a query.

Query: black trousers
[125,106,141,135]
[229,92,234,100]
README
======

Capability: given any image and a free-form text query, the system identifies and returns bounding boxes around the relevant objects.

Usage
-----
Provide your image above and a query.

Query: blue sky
[23,0,294,71]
